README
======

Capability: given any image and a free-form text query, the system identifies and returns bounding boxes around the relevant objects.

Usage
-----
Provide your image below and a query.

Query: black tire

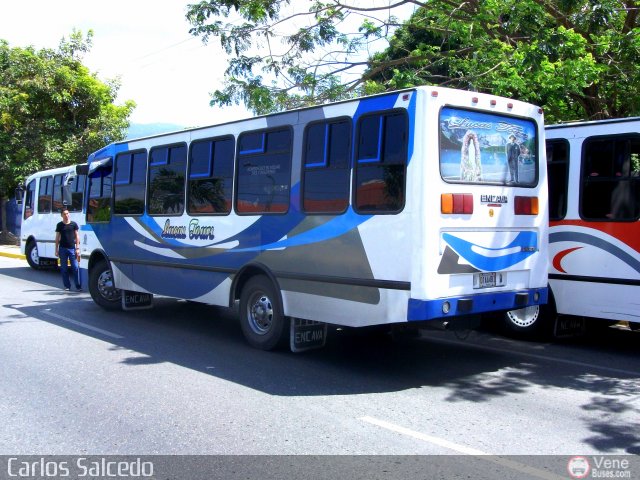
[25,241,42,270]
[89,259,122,310]
[239,275,289,350]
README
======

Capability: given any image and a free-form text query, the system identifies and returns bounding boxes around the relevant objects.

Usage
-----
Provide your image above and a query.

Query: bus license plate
[473,272,505,289]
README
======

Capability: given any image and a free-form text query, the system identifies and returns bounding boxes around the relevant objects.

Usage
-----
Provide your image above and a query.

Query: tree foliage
[186,0,640,122]
[0,31,135,201]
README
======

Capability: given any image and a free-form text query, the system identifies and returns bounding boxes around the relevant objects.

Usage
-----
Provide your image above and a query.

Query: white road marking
[360,415,488,455]
[359,416,565,480]
[42,310,124,339]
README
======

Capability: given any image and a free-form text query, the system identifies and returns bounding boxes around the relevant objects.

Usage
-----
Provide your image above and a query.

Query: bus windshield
[439,106,538,186]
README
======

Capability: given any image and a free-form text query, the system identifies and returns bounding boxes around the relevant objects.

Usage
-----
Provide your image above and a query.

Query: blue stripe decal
[442,231,538,271]
[230,208,372,252]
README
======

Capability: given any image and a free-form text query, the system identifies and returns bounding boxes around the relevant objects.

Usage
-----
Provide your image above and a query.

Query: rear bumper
[407,287,548,321]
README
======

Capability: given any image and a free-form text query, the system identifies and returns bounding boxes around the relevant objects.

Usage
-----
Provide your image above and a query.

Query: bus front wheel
[239,275,289,350]
[25,242,42,270]
[89,260,122,310]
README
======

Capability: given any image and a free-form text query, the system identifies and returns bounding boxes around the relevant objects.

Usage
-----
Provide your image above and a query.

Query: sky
[0,1,417,130]
[0,0,248,128]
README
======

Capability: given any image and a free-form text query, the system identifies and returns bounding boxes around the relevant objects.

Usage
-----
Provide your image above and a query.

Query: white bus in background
[20,164,87,270]
[81,86,548,351]
[503,117,640,336]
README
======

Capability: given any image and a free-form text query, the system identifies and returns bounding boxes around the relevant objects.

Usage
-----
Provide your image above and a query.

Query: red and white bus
[504,117,640,336]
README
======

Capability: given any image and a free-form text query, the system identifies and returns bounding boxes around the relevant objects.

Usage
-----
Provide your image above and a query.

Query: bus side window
[87,166,113,223]
[37,176,53,214]
[70,174,86,212]
[354,111,408,213]
[236,128,292,214]
[302,119,351,214]
[23,180,36,220]
[188,136,234,215]
[546,140,569,220]
[114,151,147,215]
[53,174,66,212]
[581,136,640,221]
[148,144,187,215]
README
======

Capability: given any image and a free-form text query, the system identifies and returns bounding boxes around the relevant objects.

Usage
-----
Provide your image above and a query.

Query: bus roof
[546,116,640,130]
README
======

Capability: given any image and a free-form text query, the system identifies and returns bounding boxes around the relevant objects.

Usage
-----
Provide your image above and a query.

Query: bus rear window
[439,107,538,187]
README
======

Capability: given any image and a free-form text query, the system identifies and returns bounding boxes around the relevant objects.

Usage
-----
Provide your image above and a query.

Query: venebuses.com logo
[568,456,632,479]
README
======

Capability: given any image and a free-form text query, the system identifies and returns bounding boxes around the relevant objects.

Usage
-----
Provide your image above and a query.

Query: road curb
[0,251,25,260]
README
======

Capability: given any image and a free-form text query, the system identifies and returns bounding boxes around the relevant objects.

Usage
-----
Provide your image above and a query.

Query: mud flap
[290,318,327,352]
[122,290,153,311]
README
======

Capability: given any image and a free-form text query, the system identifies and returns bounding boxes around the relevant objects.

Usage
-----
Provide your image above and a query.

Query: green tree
[0,30,135,242]
[186,0,640,121]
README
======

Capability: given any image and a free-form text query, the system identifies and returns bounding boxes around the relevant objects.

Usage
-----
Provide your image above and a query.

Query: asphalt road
[0,256,638,478]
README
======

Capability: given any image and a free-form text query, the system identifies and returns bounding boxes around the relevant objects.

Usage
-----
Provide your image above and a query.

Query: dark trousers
[59,247,80,289]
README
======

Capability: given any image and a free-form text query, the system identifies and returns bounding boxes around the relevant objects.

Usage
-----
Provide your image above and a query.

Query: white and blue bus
[20,164,87,272]
[80,87,548,351]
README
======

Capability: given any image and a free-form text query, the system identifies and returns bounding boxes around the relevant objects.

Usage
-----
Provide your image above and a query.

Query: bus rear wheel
[503,303,554,339]
[89,260,122,310]
[239,275,289,350]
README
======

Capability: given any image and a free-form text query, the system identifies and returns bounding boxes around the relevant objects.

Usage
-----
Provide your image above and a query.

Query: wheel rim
[29,245,39,265]
[506,305,539,328]
[97,268,120,302]
[246,291,273,336]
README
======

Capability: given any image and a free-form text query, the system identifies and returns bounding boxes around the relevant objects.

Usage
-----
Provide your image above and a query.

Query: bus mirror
[62,185,73,207]
[63,173,75,186]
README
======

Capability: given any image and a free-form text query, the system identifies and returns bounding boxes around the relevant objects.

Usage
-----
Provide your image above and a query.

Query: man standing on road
[55,208,81,291]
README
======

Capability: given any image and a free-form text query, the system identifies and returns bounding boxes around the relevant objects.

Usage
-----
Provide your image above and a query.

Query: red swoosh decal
[552,247,583,273]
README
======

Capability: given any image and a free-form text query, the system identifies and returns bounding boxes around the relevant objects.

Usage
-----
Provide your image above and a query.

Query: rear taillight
[441,193,473,214]
[514,196,539,215]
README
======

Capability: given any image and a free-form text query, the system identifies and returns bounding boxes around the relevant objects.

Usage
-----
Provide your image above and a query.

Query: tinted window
[37,176,52,213]
[581,135,640,221]
[148,145,187,215]
[188,137,234,215]
[115,151,147,215]
[358,116,381,161]
[69,174,85,212]
[23,180,36,220]
[87,165,112,223]
[239,132,264,154]
[303,120,351,213]
[547,140,569,220]
[236,128,291,214]
[53,174,65,212]
[355,111,407,213]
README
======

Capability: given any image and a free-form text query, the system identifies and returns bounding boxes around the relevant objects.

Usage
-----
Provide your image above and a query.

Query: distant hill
[126,123,185,140]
